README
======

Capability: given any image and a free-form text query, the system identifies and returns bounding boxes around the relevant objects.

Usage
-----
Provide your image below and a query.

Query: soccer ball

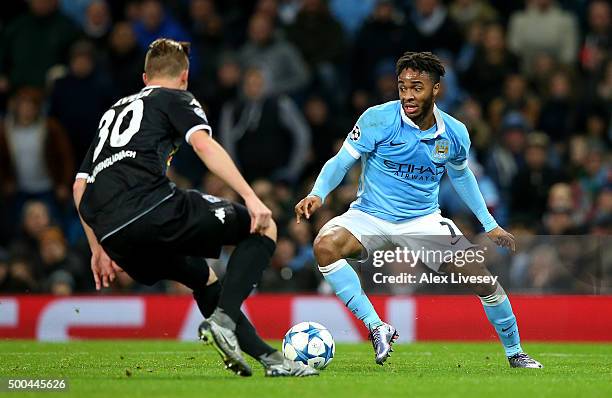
[282,321,335,369]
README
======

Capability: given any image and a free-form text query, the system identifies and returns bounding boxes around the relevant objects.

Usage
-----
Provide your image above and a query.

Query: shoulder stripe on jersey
[343,141,361,159]
[447,160,468,170]
[185,124,212,145]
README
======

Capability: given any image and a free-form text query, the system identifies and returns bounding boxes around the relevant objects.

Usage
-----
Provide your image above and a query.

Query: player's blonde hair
[144,38,190,79]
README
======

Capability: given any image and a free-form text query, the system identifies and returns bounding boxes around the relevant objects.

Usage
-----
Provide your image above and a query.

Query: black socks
[193,281,274,358]
[216,234,276,322]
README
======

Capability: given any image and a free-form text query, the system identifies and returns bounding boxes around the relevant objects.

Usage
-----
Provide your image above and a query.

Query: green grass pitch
[1,341,611,398]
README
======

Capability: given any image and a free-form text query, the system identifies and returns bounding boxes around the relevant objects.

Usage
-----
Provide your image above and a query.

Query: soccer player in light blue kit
[295,52,543,368]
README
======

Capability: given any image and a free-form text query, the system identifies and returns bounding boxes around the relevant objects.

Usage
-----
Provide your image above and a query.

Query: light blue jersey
[343,101,470,222]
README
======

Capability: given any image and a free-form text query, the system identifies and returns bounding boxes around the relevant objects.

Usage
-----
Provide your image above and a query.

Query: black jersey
[77,86,211,241]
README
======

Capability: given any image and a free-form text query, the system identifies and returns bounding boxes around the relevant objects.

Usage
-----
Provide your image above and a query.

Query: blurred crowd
[0,0,610,295]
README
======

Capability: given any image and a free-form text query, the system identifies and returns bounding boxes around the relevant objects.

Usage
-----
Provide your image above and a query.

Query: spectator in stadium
[461,23,520,108]
[507,0,578,74]
[488,74,540,130]
[8,201,52,263]
[580,0,611,74]
[219,66,311,183]
[49,40,114,164]
[526,245,572,290]
[583,108,611,148]
[200,54,242,126]
[410,0,463,54]
[302,95,347,171]
[255,0,282,24]
[541,205,579,235]
[249,179,284,222]
[189,0,224,43]
[259,237,302,292]
[188,0,225,95]
[286,0,346,103]
[3,257,38,293]
[547,182,576,215]
[578,148,610,209]
[287,221,316,272]
[48,270,75,295]
[59,0,91,25]
[328,0,377,36]
[449,0,498,32]
[454,97,492,158]
[82,0,113,50]
[0,0,80,91]
[432,52,465,113]
[485,112,530,224]
[106,21,145,97]
[372,60,400,104]
[239,12,310,96]
[511,133,564,223]
[132,0,192,58]
[529,53,558,97]
[455,19,483,74]
[35,226,86,293]
[537,70,578,144]
[592,186,612,220]
[590,211,612,237]
[0,88,74,225]
[593,58,612,107]
[351,0,417,92]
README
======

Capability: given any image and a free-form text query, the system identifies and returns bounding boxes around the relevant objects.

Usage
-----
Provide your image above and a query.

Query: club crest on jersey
[432,139,449,160]
[349,125,361,142]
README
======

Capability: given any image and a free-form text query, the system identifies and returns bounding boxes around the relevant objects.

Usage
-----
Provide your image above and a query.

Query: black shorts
[101,189,251,286]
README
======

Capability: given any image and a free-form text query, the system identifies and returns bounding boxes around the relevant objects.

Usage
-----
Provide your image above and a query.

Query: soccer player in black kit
[73,38,317,377]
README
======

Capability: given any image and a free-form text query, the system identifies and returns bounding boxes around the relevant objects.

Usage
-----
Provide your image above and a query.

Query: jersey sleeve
[76,141,95,180]
[343,107,384,159]
[167,91,212,145]
[447,124,471,170]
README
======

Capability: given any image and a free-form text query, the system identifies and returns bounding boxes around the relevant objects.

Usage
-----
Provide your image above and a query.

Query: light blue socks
[480,285,523,357]
[320,259,383,330]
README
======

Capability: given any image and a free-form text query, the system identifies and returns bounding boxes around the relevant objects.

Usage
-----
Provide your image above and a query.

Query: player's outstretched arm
[73,178,123,290]
[446,165,515,251]
[189,130,272,234]
[295,144,357,223]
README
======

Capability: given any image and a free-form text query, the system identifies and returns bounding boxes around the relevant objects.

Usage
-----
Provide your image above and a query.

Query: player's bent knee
[313,232,344,266]
[263,218,277,243]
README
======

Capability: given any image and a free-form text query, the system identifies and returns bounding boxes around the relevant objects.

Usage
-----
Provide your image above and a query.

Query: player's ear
[142,73,148,85]
[180,69,189,88]
[433,82,440,98]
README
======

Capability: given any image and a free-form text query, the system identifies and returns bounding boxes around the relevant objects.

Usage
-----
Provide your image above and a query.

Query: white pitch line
[537,353,612,358]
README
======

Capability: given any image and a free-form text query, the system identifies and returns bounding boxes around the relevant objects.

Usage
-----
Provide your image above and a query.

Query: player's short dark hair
[396,52,446,83]
[144,38,191,78]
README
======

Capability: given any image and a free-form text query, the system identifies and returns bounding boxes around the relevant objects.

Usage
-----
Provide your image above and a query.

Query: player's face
[397,68,439,124]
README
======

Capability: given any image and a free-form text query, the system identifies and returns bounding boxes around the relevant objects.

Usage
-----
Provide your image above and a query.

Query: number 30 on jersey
[93,99,144,162]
